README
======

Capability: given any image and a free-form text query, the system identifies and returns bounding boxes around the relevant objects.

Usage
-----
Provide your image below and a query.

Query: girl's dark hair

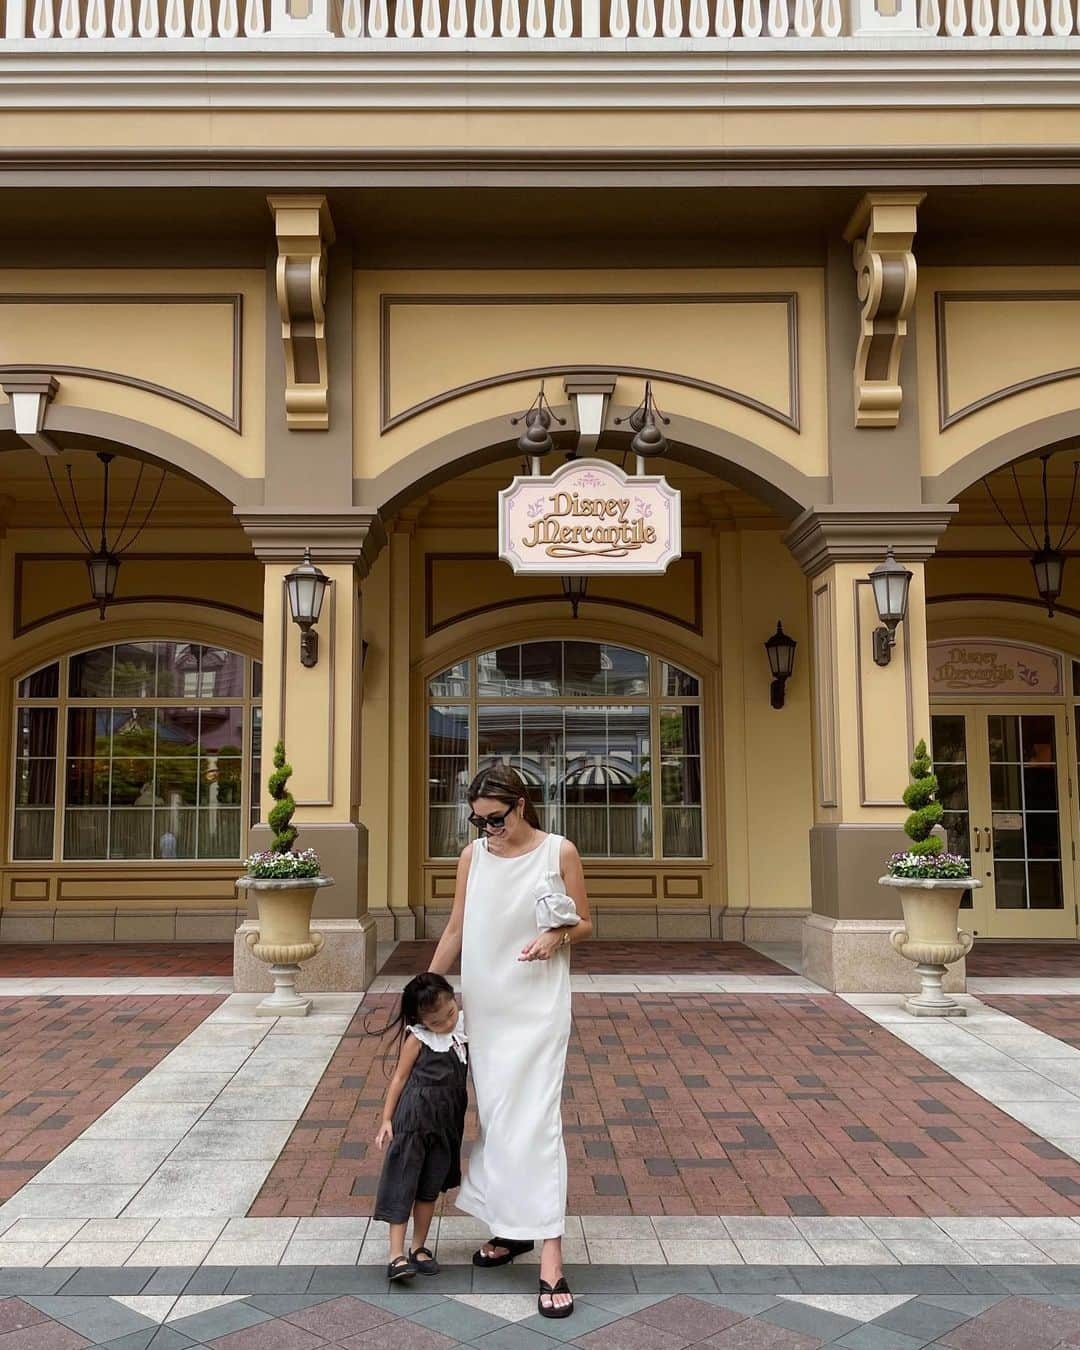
[467,763,540,829]
[366,972,455,1071]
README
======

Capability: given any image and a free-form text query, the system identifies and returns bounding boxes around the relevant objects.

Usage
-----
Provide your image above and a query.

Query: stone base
[720,908,809,944]
[802,914,966,994]
[0,907,245,943]
[905,996,966,1017]
[368,907,417,943]
[233,916,378,993]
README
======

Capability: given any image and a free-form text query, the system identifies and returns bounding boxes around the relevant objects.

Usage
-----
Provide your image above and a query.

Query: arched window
[12,641,262,863]
[427,641,703,861]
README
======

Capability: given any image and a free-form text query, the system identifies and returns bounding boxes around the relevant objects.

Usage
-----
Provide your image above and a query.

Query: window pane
[66,760,109,807]
[936,765,968,813]
[1024,766,1058,811]
[67,707,112,757]
[429,805,469,859]
[110,808,153,859]
[16,707,56,759]
[199,648,245,697]
[202,757,243,806]
[112,707,156,757]
[518,642,561,696]
[155,808,196,858]
[15,759,55,807]
[17,663,59,698]
[988,715,1021,763]
[13,809,53,860]
[661,662,699,697]
[1027,812,1060,859]
[111,760,157,807]
[428,663,469,698]
[563,642,606,696]
[155,642,201,697]
[155,708,198,756]
[199,808,241,859]
[608,806,650,856]
[477,707,519,758]
[564,760,609,806]
[429,757,468,804]
[993,859,1027,909]
[991,816,1024,859]
[931,714,966,764]
[158,758,197,807]
[112,643,157,697]
[1022,715,1056,764]
[1029,861,1064,909]
[477,647,520,695]
[511,756,557,807]
[660,706,701,756]
[521,707,563,758]
[990,764,1022,812]
[430,706,469,757]
[69,646,113,697]
[252,660,263,700]
[661,757,702,806]
[565,806,608,857]
[64,808,109,859]
[250,755,262,829]
[605,646,650,696]
[663,806,703,857]
[199,708,244,756]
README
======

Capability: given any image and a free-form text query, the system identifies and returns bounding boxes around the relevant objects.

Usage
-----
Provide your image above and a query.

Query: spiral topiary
[901,738,944,857]
[267,740,298,854]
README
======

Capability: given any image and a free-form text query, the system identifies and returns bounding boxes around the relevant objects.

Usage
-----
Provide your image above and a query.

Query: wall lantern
[510,380,567,463]
[285,547,332,668]
[561,574,588,619]
[614,379,671,465]
[764,621,797,708]
[869,546,913,666]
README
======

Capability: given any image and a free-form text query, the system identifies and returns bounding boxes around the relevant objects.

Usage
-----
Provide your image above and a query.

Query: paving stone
[870,1299,972,1339]
[54,1269,156,1296]
[829,1328,926,1350]
[405,1298,510,1340]
[759,1299,862,1340]
[24,1294,155,1342]
[223,1268,315,1294]
[166,1300,272,1342]
[629,1293,744,1338]
[470,1325,567,1347]
[97,1330,201,1350]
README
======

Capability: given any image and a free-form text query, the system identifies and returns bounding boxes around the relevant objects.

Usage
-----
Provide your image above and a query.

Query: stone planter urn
[878,874,981,1017]
[235,874,334,1017]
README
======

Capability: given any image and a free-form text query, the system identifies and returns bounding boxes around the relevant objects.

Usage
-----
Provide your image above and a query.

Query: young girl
[373,972,468,1281]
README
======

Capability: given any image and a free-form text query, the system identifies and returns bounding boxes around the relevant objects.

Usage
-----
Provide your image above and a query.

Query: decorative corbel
[267,195,336,431]
[1,374,60,455]
[843,192,925,429]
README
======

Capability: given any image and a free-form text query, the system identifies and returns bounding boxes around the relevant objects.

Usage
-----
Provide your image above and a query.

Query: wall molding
[379,292,800,432]
[0,292,243,431]
[935,289,1080,431]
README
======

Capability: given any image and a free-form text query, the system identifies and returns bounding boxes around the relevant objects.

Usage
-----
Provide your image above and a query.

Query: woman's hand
[518,930,567,963]
[375,1119,394,1150]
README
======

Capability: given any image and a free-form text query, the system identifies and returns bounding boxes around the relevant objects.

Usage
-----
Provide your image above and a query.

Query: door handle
[973,829,980,853]
[983,826,992,852]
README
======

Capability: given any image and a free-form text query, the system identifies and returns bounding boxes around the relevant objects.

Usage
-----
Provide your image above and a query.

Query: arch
[363,404,824,523]
[0,404,262,508]
[926,410,1080,504]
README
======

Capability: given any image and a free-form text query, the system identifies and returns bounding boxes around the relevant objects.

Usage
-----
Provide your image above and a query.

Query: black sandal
[538,1276,574,1319]
[410,1245,440,1275]
[472,1237,535,1267]
[387,1254,417,1281]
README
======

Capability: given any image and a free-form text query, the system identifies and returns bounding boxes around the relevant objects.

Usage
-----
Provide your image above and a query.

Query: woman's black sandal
[410,1245,440,1275]
[387,1254,417,1281]
[472,1237,535,1267]
[538,1276,574,1319]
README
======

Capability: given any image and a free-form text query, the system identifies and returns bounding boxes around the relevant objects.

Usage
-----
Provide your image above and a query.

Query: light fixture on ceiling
[983,452,1080,618]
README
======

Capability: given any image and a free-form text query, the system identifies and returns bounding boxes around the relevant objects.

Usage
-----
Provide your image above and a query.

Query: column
[784,507,955,993]
[235,511,386,993]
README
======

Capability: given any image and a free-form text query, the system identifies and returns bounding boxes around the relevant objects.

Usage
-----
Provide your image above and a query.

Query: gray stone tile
[407,1297,509,1340]
[167,1299,271,1341]
[917,1294,1006,1315]
[871,1268,969,1295]
[631,1265,717,1293]
[24,1294,154,1342]
[180,1268,235,1295]
[697,1293,783,1315]
[54,1268,155,1295]
[476,1264,546,1293]
[872,1299,971,1338]
[97,1329,201,1350]
[400,1265,475,1293]
[517,1301,622,1342]
[0,1269,73,1295]
[362,1292,447,1314]
[308,1265,392,1293]
[471,1326,567,1348]
[831,1328,927,1350]
[561,1264,636,1292]
[791,1268,887,1293]
[244,1293,334,1314]
[973,1266,1052,1294]
[581,1294,673,1314]
[223,1265,314,1293]
[710,1266,802,1294]
[1030,1266,1080,1293]
[760,1299,863,1340]
[142,1269,200,1295]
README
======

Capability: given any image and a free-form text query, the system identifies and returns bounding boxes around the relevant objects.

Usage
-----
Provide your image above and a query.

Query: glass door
[931,708,1078,939]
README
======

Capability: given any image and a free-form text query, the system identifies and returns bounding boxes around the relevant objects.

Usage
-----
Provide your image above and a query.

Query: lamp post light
[285,547,332,668]
[764,621,797,709]
[869,546,913,667]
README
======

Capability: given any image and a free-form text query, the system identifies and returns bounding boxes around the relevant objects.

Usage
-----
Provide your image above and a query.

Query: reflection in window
[427,643,702,861]
[12,643,260,863]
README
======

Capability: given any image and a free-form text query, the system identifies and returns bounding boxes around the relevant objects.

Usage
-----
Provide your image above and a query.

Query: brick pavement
[377,942,790,977]
[966,943,1080,977]
[0,995,224,1199]
[250,992,1080,1221]
[0,943,234,977]
[980,995,1080,1048]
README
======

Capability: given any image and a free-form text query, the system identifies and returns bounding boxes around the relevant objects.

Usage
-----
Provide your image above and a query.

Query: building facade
[2,14,1080,989]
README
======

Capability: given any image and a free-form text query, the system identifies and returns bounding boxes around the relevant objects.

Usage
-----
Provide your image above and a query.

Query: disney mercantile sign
[498,458,681,576]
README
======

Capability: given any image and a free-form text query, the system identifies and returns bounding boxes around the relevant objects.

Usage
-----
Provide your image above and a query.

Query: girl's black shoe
[387,1254,417,1281]
[472,1237,535,1267]
[410,1245,440,1275]
[538,1276,574,1318]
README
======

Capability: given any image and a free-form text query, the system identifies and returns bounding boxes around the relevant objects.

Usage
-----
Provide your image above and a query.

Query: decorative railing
[6,0,1080,36]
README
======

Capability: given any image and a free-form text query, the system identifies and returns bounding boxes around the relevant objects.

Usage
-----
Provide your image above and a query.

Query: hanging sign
[498,458,681,576]
[928,640,1062,696]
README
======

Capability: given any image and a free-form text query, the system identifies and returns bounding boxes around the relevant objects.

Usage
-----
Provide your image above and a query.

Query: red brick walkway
[0,943,234,976]
[378,940,790,976]
[967,942,1080,977]
[0,995,224,1198]
[250,992,1080,1220]
[981,994,1080,1048]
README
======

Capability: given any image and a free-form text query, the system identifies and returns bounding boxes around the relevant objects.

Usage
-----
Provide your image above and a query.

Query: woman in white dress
[428,764,592,1318]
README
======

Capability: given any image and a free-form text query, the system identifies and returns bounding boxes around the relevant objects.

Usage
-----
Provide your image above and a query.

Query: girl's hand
[375,1120,393,1150]
[518,931,566,963]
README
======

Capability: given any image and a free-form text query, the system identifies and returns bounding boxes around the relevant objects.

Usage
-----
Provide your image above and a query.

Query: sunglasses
[468,806,515,831]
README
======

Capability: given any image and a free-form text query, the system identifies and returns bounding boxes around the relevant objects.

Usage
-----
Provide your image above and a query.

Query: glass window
[428,641,702,860]
[12,641,260,864]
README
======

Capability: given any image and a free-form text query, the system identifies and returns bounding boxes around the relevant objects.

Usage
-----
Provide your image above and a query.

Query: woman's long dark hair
[366,972,455,1072]
[467,763,541,829]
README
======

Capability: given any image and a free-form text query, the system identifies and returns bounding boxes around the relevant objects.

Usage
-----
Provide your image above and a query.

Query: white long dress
[457,831,570,1240]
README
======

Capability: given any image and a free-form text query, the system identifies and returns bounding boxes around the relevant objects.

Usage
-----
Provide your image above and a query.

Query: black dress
[374,1026,468,1224]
